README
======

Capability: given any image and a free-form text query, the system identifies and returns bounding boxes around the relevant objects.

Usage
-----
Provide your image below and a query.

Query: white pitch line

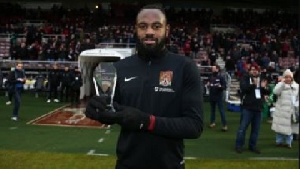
[26,104,69,125]
[250,157,299,161]
[9,127,18,130]
[89,153,109,156]
[98,138,104,143]
[184,157,197,160]
[87,149,95,155]
[87,149,109,156]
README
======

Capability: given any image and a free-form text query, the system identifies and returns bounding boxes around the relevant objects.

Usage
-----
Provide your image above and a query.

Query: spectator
[281,39,290,57]
[272,69,299,148]
[200,55,210,66]
[183,39,192,58]
[80,38,95,52]
[209,48,217,66]
[58,44,67,61]
[17,42,28,60]
[7,61,26,121]
[207,65,228,131]
[10,43,18,60]
[225,55,235,77]
[70,66,82,105]
[44,40,54,61]
[47,63,61,103]
[260,53,270,68]
[5,67,15,105]
[235,64,268,154]
[60,66,72,102]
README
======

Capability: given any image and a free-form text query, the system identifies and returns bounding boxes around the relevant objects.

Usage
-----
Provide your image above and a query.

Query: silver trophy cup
[93,62,117,112]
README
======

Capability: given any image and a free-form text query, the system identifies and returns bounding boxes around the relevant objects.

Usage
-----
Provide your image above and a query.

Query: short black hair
[137,4,167,23]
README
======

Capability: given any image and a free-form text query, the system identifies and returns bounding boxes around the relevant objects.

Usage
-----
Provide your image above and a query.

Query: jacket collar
[137,48,168,63]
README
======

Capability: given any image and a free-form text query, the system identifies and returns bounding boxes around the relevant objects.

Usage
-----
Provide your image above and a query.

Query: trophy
[92,62,117,112]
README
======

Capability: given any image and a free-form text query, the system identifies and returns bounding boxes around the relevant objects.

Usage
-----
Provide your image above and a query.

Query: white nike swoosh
[124,76,137,82]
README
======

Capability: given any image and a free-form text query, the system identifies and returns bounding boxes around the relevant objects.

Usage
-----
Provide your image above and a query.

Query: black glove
[85,96,118,124]
[114,103,151,131]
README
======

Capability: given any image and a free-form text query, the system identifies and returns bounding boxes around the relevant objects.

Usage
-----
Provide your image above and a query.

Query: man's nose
[145,27,155,35]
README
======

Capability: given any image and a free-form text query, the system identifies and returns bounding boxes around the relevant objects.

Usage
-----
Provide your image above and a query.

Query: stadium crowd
[0,3,298,70]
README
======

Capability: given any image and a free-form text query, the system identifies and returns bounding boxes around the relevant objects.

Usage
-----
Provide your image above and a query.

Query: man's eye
[152,24,162,30]
[138,24,147,30]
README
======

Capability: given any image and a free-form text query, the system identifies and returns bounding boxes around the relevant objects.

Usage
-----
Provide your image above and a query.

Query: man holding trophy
[85,4,204,169]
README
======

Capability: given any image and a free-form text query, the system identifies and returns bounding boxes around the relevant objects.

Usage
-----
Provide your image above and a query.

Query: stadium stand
[0,2,298,100]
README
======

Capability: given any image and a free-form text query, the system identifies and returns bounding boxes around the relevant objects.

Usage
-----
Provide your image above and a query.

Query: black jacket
[208,73,226,101]
[8,69,26,88]
[61,70,72,86]
[240,75,268,112]
[113,51,203,169]
[48,69,61,87]
[70,71,82,90]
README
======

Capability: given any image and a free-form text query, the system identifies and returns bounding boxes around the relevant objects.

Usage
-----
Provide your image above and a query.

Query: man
[209,48,217,66]
[60,66,71,102]
[47,63,61,103]
[5,67,15,105]
[70,66,82,105]
[207,65,228,131]
[7,61,26,121]
[224,55,235,77]
[235,64,268,154]
[85,5,203,169]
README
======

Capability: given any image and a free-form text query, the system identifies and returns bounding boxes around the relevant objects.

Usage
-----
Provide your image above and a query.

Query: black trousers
[48,84,58,100]
[70,88,80,104]
[60,84,70,102]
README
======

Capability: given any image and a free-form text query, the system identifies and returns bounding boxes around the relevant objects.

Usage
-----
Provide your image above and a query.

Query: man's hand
[85,96,117,124]
[17,78,25,82]
[114,103,153,131]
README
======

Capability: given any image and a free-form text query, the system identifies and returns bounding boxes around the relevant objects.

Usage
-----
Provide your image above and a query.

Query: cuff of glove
[147,115,155,131]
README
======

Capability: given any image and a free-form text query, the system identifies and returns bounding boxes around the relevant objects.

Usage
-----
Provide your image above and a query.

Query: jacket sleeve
[7,71,16,85]
[220,76,226,91]
[153,60,204,139]
[273,82,285,96]
[240,76,256,94]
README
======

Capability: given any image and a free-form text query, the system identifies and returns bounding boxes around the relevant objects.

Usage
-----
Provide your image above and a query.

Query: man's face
[249,67,259,77]
[212,66,218,73]
[136,9,168,56]
[16,63,23,70]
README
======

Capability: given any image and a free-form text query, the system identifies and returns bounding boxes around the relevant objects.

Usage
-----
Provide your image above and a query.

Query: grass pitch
[0,92,299,168]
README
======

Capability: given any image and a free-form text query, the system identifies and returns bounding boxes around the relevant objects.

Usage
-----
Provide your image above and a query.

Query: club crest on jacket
[159,71,173,87]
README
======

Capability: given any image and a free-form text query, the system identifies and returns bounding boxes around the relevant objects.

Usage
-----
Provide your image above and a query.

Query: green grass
[0,92,299,168]
[0,150,297,169]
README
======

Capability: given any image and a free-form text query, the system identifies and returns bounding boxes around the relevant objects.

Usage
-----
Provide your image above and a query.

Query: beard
[250,73,259,78]
[136,34,167,61]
